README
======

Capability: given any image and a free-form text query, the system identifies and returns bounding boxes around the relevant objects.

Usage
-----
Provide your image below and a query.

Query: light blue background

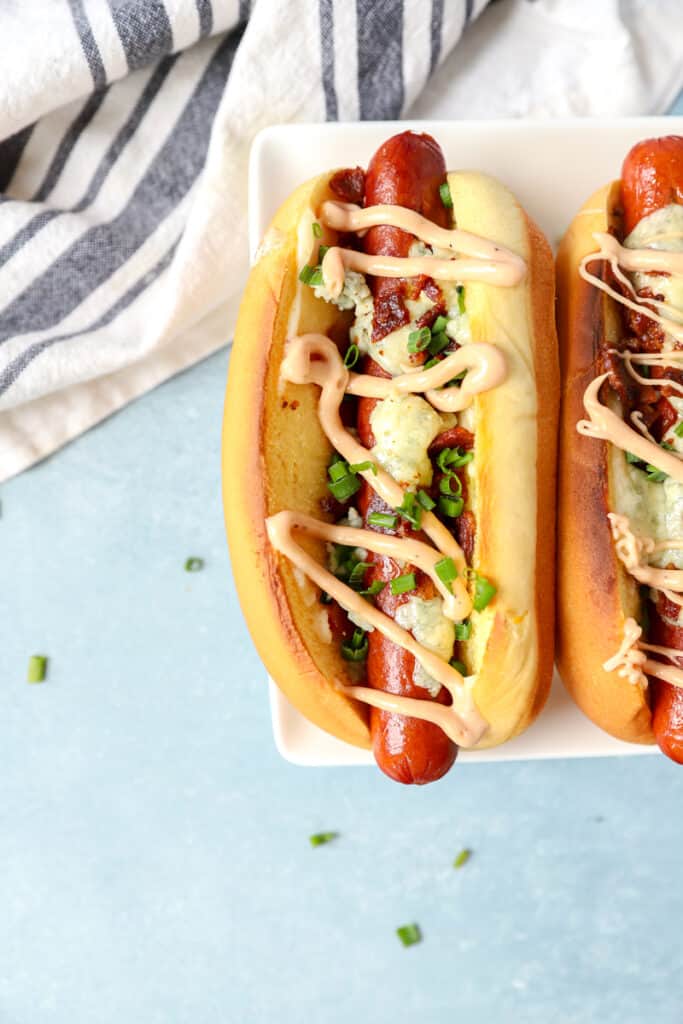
[4,102,683,1024]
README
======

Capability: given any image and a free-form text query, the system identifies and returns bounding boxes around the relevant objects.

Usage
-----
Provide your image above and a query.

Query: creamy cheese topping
[370,394,448,488]
[395,596,455,697]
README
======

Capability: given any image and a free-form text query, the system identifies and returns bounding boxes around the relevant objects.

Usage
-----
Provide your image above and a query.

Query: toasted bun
[223,168,558,751]
[556,183,653,745]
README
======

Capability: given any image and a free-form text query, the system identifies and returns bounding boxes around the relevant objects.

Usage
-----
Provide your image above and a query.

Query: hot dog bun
[556,183,654,745]
[223,168,558,751]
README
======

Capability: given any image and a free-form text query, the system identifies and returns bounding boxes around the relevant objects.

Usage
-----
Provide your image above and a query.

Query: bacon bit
[330,167,366,206]
[429,426,474,453]
[455,510,476,565]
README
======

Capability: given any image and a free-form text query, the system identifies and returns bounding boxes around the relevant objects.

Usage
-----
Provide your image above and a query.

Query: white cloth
[0,0,681,481]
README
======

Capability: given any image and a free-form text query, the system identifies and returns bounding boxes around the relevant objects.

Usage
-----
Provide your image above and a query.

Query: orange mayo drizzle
[346,343,507,413]
[579,233,683,343]
[603,617,683,690]
[608,513,683,594]
[577,374,683,484]
[265,511,487,746]
[610,348,683,397]
[318,200,526,299]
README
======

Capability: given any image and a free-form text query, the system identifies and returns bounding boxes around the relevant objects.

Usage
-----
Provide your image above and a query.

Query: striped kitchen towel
[0,0,681,481]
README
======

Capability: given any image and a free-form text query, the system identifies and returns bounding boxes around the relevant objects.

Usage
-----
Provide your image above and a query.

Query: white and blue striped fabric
[0,0,681,481]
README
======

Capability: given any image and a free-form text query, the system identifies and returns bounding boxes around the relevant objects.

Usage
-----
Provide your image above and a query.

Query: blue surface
[5,97,683,1020]
[3,347,683,1024]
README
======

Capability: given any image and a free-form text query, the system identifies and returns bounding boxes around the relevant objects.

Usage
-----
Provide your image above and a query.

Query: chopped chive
[407,326,432,354]
[417,490,435,511]
[368,511,398,530]
[675,421,683,438]
[645,464,668,482]
[439,182,453,209]
[360,579,386,597]
[312,221,322,238]
[348,561,372,590]
[309,267,324,287]
[438,495,464,518]
[298,264,315,284]
[447,370,468,388]
[396,491,422,529]
[427,331,450,357]
[454,619,472,641]
[396,923,422,947]
[432,315,448,334]
[453,848,471,869]
[390,572,417,596]
[318,244,330,262]
[348,460,378,475]
[435,556,458,590]
[423,357,440,369]
[473,574,497,611]
[27,655,47,684]
[328,459,350,482]
[625,451,640,464]
[439,474,462,497]
[328,473,361,502]
[450,658,467,676]
[184,557,204,572]
[309,831,338,847]
[344,344,360,369]
[456,284,466,315]
[661,441,676,452]
[436,446,473,473]
[341,628,368,661]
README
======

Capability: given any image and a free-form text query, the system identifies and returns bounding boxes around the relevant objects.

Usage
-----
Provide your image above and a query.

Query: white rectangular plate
[251,117,682,766]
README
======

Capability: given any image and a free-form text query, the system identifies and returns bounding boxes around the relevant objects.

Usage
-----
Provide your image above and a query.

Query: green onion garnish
[675,421,683,438]
[396,923,422,947]
[454,620,472,641]
[184,557,204,572]
[407,326,432,354]
[456,284,466,315]
[348,561,372,590]
[661,441,676,452]
[625,451,640,464]
[473,574,497,611]
[360,579,386,597]
[439,182,453,208]
[450,658,467,676]
[453,848,471,869]
[439,474,462,497]
[310,831,338,847]
[318,244,330,262]
[368,511,398,530]
[645,465,668,483]
[341,628,369,661]
[417,490,435,511]
[328,473,361,502]
[344,344,360,369]
[27,655,47,684]
[423,357,440,369]
[437,446,473,472]
[390,573,416,596]
[348,460,377,475]
[396,491,422,529]
[328,459,350,482]
[447,370,468,388]
[309,268,324,286]
[312,221,322,238]
[432,315,448,334]
[298,264,315,284]
[435,556,458,590]
[438,495,464,518]
[427,331,449,357]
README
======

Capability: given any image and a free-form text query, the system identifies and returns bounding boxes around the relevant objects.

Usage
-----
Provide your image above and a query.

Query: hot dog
[557,135,683,762]
[224,131,558,783]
